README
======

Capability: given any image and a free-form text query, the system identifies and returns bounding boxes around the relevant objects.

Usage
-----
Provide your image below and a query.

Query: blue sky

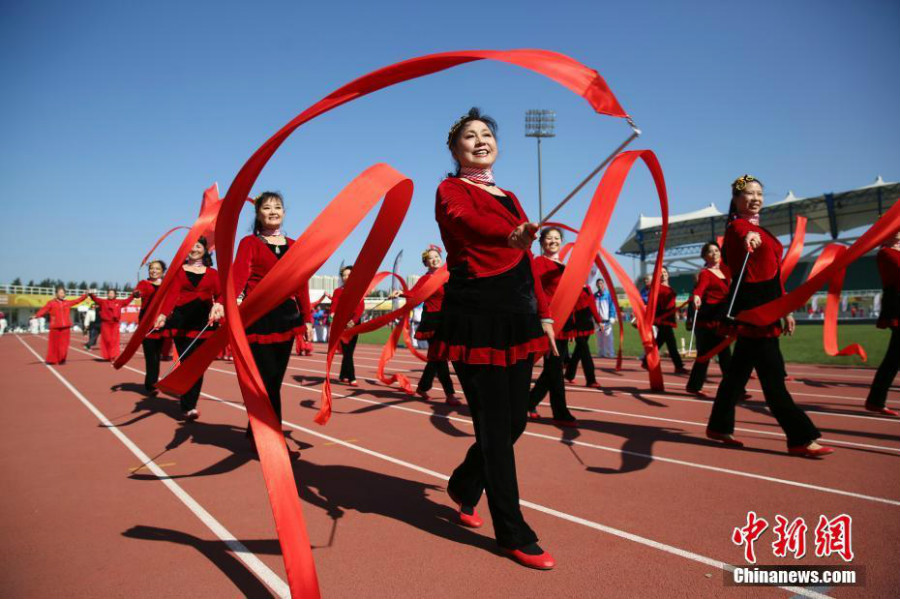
[1,0,898,287]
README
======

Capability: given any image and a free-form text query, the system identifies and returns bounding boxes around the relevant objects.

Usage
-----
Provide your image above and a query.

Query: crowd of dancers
[30,108,899,572]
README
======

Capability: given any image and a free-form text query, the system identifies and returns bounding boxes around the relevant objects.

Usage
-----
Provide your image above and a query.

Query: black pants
[142,337,163,391]
[686,327,732,392]
[339,335,358,382]
[249,340,294,423]
[529,339,575,420]
[708,336,820,447]
[174,336,205,412]
[449,360,537,549]
[418,360,456,395]
[86,324,101,348]
[646,325,683,370]
[565,336,597,384]
[867,328,900,408]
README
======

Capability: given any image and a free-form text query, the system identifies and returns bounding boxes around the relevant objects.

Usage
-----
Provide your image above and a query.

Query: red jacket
[90,294,135,323]
[692,268,730,306]
[723,218,785,288]
[877,247,900,329]
[532,255,565,297]
[654,284,677,327]
[233,235,312,323]
[330,286,364,325]
[36,294,88,329]
[405,270,444,313]
[436,178,550,318]
[160,267,220,317]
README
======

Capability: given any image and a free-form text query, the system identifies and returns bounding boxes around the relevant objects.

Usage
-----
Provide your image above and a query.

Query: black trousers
[528,339,575,420]
[174,336,205,412]
[449,360,537,549]
[249,340,294,423]
[339,335,359,381]
[686,327,732,392]
[708,336,820,447]
[86,324,101,348]
[655,325,684,370]
[142,337,163,391]
[418,360,456,395]
[564,336,597,384]
[867,328,900,408]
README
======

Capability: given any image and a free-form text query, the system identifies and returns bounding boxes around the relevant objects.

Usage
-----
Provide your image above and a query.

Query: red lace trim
[427,336,549,366]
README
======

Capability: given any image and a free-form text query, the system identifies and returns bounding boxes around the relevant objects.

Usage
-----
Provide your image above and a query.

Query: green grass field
[359,323,888,366]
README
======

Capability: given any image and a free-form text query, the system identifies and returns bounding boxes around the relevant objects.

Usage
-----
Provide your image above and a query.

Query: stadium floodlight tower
[525,109,556,222]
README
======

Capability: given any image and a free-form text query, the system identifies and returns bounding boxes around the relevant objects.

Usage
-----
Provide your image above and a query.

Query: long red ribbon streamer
[781,216,807,283]
[140,226,189,267]
[809,244,867,361]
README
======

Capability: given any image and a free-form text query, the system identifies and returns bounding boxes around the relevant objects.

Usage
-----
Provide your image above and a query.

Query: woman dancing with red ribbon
[331,265,364,387]
[134,260,167,392]
[88,288,135,361]
[234,192,313,433]
[428,108,557,570]
[706,175,833,457]
[391,247,461,405]
[528,227,578,425]
[685,242,733,396]
[642,266,688,374]
[155,237,224,420]
[865,231,900,417]
[35,286,88,365]
[563,285,602,387]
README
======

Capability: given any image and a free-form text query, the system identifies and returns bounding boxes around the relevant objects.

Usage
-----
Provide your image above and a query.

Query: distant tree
[78,281,88,290]
[89,281,98,289]
[123,282,134,292]
[11,277,22,285]
[27,279,35,286]
[39,278,54,287]
[67,280,77,289]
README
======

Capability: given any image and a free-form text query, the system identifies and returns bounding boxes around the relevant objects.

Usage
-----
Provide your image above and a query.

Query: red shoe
[586,382,602,389]
[865,403,899,417]
[445,394,462,407]
[502,546,556,570]
[706,429,744,447]
[185,409,200,421]
[527,411,540,421]
[348,380,359,387]
[447,490,483,528]
[552,418,578,428]
[416,390,430,400]
[784,375,794,382]
[788,444,835,458]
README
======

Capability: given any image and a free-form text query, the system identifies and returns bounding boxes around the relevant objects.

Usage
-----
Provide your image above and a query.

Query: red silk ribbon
[140,226,189,267]
[781,216,807,283]
[155,49,629,599]
[809,244,867,361]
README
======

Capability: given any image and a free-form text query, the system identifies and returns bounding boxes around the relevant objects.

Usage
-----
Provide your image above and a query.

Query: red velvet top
[160,267,220,317]
[653,284,677,327]
[233,235,312,323]
[532,255,565,297]
[90,294,135,323]
[436,178,550,319]
[330,286,364,325]
[575,286,602,323]
[692,268,730,306]
[405,270,444,313]
[876,246,900,329]
[723,218,785,289]
[36,294,88,329]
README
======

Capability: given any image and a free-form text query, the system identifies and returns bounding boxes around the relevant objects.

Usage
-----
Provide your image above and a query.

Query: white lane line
[17,335,290,599]
[36,337,839,599]
[194,364,900,507]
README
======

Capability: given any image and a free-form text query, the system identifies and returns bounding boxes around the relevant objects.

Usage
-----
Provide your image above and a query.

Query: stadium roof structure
[617,176,900,272]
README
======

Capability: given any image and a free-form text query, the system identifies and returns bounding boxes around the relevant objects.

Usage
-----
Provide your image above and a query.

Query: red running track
[1,333,898,599]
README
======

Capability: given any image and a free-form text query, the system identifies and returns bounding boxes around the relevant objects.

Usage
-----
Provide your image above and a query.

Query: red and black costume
[564,286,601,386]
[159,266,220,414]
[643,283,685,371]
[135,279,164,391]
[866,245,900,409]
[429,177,549,551]
[528,255,578,420]
[686,267,732,393]
[35,293,88,364]
[330,285,364,383]
[708,216,821,448]
[89,293,135,361]
[233,235,312,424]
[404,270,456,397]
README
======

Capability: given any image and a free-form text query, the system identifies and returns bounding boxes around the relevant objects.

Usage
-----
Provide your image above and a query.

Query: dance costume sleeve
[233,235,255,297]
[437,181,517,245]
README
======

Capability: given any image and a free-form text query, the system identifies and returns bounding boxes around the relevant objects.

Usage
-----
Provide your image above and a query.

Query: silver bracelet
[540,318,554,325]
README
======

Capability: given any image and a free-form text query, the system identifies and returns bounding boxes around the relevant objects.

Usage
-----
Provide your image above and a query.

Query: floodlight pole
[525,109,556,224]
[537,136,543,222]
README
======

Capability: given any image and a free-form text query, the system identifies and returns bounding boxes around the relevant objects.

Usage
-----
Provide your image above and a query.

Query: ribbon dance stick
[688,306,698,356]
[163,321,212,377]
[726,250,752,320]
